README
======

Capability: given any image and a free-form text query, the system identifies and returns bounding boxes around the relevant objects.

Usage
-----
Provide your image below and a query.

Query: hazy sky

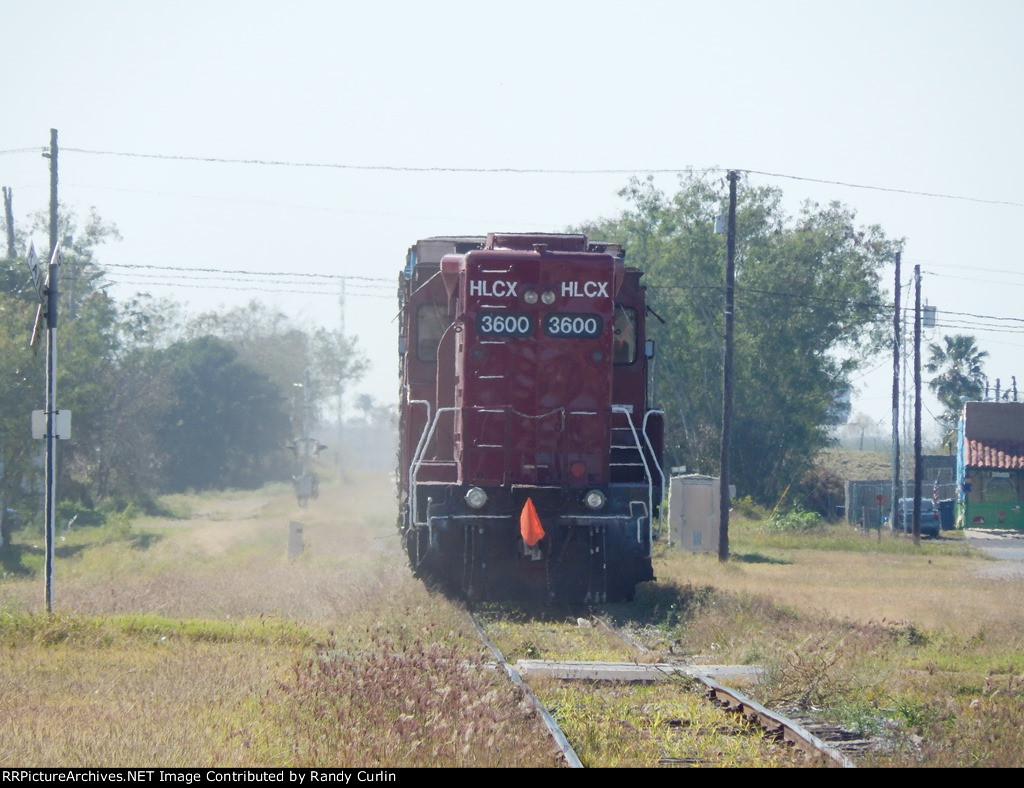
[4,0,1023,441]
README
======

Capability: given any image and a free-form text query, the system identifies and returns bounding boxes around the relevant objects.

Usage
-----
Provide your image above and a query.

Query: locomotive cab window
[613,307,637,364]
[417,304,449,362]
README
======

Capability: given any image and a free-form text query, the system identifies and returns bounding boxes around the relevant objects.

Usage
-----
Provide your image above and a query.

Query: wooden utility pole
[913,264,923,546]
[890,252,901,531]
[42,128,59,612]
[3,186,14,258]
[719,170,739,562]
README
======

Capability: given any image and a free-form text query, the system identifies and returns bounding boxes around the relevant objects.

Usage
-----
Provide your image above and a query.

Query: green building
[957,401,1024,530]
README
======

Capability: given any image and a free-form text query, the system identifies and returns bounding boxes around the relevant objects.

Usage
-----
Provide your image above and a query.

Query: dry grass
[0,615,299,766]
[5,468,1023,767]
[268,633,560,767]
[659,540,1022,637]
[631,516,1024,767]
[0,469,562,767]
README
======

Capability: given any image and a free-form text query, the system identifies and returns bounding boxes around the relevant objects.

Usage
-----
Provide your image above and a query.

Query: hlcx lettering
[469,280,518,297]
[561,281,609,298]
[468,279,610,299]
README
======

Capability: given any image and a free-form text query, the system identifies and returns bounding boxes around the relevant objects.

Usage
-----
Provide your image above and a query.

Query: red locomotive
[398,232,664,603]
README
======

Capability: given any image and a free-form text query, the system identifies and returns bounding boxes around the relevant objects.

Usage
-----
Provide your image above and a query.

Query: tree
[578,175,898,504]
[1,205,369,513]
[186,301,368,429]
[0,291,46,529]
[155,336,291,492]
[925,334,988,448]
[0,208,123,525]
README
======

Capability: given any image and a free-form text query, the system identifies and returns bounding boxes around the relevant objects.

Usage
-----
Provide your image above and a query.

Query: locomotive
[397,232,664,604]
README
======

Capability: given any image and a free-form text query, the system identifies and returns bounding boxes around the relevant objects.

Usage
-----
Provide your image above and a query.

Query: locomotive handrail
[407,398,433,486]
[641,408,667,540]
[612,405,655,550]
[629,501,649,549]
[410,405,458,528]
[407,398,433,532]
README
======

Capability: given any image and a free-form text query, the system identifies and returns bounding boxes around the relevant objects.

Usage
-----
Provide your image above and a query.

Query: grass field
[0,470,561,768]
[645,518,1024,767]
[2,468,1022,767]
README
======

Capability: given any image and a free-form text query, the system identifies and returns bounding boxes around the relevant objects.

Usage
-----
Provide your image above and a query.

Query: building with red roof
[958,401,1024,529]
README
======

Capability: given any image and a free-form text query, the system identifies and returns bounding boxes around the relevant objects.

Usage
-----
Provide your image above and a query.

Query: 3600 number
[544,313,603,338]
[477,313,533,336]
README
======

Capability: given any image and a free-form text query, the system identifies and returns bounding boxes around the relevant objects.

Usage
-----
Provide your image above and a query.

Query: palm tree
[925,334,988,448]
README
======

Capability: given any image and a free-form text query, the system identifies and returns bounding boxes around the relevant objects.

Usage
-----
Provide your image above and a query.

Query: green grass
[729,513,977,555]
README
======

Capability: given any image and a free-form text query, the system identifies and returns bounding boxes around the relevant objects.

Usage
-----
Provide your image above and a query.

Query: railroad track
[470,609,858,768]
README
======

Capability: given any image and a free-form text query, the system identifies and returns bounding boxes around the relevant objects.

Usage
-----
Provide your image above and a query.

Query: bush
[765,507,824,532]
[732,495,768,520]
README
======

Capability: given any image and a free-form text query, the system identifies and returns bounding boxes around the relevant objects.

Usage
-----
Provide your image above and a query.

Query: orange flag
[520,497,545,547]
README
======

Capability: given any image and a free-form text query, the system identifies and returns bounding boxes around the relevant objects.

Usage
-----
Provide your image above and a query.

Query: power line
[934,308,1024,325]
[64,147,712,176]
[99,261,391,283]
[743,169,1024,208]
[650,281,1024,337]
[908,257,1024,277]
[924,269,1024,289]
[103,278,396,299]
[105,270,393,291]
[55,146,1024,208]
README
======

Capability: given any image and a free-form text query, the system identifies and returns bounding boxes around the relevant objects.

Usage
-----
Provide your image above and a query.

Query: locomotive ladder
[610,406,666,543]
[407,402,459,534]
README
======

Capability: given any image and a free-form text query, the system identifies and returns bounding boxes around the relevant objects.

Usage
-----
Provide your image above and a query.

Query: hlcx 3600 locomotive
[398,233,664,603]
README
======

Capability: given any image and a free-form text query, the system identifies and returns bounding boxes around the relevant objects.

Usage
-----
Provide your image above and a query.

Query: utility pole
[337,278,346,466]
[719,170,738,562]
[913,264,923,546]
[3,186,14,258]
[42,128,59,613]
[890,252,901,531]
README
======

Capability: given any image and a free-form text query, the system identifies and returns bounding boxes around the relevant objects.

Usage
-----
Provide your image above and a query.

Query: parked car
[883,497,941,538]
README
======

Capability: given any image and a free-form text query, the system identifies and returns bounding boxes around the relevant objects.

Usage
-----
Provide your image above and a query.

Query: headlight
[464,487,488,510]
[584,490,606,510]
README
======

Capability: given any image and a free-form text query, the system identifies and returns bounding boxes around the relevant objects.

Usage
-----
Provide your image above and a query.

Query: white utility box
[668,474,721,553]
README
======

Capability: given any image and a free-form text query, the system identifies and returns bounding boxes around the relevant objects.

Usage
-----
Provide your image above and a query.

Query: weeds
[538,681,802,767]
[265,633,557,767]
[764,635,852,709]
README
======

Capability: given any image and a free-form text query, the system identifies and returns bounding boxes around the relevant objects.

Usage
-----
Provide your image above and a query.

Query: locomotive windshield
[417,304,448,361]
[613,306,637,364]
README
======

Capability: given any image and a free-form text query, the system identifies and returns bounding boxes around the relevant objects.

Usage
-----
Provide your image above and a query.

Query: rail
[471,614,584,768]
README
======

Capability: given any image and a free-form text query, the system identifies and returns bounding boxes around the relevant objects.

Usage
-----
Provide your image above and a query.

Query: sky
[3,0,1023,444]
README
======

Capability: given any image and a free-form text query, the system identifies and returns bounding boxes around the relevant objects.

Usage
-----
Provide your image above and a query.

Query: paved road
[964,528,1024,579]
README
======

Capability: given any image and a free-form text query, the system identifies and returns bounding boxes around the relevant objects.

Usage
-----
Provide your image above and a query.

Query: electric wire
[34,146,1020,208]
[98,260,391,282]
[104,278,395,299]
[742,168,1024,209]
[62,147,716,176]
[76,258,1024,334]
